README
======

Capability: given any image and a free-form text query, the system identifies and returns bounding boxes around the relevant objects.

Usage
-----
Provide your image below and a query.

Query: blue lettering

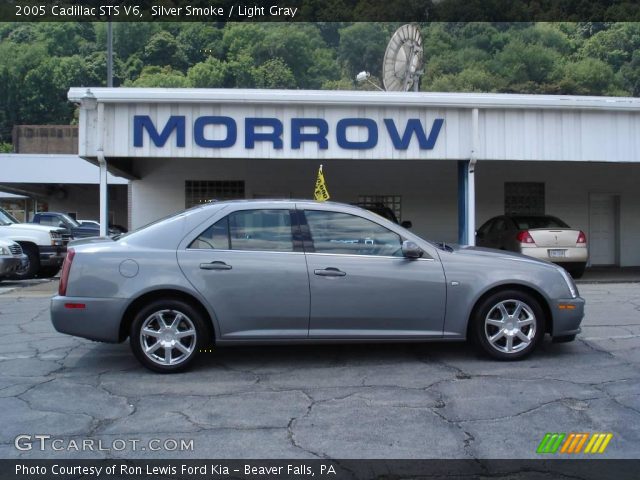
[194,116,237,148]
[291,118,329,149]
[133,115,185,147]
[336,118,378,150]
[384,118,444,150]
[245,118,283,149]
[133,116,443,151]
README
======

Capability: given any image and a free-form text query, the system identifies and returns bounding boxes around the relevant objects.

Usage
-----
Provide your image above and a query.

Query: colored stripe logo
[537,433,613,454]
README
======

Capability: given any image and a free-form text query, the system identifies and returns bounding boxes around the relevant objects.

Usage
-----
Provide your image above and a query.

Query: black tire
[130,299,209,373]
[9,244,39,280]
[37,266,61,278]
[472,289,545,360]
[567,264,585,279]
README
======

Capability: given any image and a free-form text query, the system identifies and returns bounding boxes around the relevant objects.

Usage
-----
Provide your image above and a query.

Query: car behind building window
[304,210,402,257]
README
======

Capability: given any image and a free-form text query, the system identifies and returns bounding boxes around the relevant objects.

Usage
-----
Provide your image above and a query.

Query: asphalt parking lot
[0,278,639,459]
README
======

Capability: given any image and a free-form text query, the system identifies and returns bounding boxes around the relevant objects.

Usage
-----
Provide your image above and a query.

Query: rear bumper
[521,246,587,264]
[551,296,585,339]
[50,296,127,343]
[39,246,66,267]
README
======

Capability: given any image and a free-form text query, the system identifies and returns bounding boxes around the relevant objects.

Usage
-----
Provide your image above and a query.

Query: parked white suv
[0,208,67,279]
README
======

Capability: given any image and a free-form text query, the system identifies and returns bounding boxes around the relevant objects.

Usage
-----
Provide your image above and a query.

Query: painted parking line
[582,334,640,341]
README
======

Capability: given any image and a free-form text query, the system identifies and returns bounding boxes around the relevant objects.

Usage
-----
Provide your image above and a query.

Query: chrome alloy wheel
[139,309,197,366]
[484,299,536,354]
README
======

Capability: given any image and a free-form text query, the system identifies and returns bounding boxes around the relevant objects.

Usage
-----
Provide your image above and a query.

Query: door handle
[314,267,346,277]
[200,261,232,270]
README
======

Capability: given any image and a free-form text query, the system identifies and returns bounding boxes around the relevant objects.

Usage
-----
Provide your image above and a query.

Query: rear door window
[190,209,294,252]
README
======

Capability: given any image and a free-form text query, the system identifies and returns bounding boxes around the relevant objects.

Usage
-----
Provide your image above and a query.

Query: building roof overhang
[68,87,640,112]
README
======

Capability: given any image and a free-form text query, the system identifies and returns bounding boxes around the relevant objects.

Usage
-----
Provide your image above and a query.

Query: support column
[458,108,479,246]
[96,101,108,237]
[98,154,108,237]
[457,160,469,245]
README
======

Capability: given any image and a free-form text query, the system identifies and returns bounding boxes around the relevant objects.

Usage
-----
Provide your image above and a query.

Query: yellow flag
[314,165,330,201]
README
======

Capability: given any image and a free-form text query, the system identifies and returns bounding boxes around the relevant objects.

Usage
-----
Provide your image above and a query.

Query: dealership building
[68,88,640,267]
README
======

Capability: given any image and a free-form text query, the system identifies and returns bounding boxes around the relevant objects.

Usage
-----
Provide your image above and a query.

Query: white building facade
[68,88,640,267]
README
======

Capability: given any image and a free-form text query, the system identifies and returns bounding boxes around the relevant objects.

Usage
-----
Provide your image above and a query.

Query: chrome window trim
[184,247,303,255]
[304,252,435,261]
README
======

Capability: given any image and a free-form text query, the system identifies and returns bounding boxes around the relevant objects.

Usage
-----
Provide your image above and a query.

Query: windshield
[59,213,81,228]
[512,216,570,229]
[0,208,18,225]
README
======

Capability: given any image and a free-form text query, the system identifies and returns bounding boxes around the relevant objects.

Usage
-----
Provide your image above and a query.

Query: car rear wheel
[473,290,545,360]
[130,299,208,373]
[9,244,39,280]
[566,263,585,279]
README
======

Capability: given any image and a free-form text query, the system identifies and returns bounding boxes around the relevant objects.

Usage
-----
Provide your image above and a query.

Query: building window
[185,180,245,208]
[504,182,545,216]
[358,195,402,221]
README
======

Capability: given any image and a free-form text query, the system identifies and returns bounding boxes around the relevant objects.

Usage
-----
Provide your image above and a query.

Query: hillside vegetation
[1,22,639,143]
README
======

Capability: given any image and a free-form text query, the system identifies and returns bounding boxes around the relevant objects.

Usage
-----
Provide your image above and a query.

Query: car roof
[199,199,363,209]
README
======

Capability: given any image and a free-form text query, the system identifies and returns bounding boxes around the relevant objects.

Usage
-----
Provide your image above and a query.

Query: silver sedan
[51,200,584,372]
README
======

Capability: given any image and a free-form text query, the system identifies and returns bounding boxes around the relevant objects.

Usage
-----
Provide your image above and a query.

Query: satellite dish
[382,24,424,92]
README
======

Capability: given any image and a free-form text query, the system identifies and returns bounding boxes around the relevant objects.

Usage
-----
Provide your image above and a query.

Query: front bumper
[0,256,25,276]
[39,245,67,267]
[551,296,585,338]
[50,296,128,343]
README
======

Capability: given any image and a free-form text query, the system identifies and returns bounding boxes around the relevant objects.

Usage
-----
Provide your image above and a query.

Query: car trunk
[528,229,580,247]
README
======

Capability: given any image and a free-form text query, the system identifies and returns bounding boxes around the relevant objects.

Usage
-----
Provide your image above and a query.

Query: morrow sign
[133,116,445,151]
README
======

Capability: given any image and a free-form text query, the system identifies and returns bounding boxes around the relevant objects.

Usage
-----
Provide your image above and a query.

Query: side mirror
[401,220,412,229]
[402,240,423,259]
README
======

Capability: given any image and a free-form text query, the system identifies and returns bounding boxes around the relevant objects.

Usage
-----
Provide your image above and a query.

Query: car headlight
[0,246,8,255]
[50,231,63,245]
[558,267,579,298]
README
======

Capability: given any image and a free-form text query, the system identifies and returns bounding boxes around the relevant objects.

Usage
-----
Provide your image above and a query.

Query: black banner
[2,0,640,22]
[2,460,640,480]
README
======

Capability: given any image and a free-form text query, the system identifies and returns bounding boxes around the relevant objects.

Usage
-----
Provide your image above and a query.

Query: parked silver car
[476,215,588,278]
[51,200,584,372]
[0,238,27,280]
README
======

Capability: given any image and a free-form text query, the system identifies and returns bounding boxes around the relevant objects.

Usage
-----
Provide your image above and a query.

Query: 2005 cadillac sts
[51,200,584,373]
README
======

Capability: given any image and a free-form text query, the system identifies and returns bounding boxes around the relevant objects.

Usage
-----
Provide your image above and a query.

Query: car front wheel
[130,299,208,373]
[473,290,545,360]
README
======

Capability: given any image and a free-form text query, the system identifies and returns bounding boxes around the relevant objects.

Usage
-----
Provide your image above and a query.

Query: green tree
[561,58,617,95]
[187,58,227,88]
[128,66,190,88]
[143,30,184,68]
[338,23,388,79]
[177,23,224,66]
[252,58,296,89]
[492,40,561,89]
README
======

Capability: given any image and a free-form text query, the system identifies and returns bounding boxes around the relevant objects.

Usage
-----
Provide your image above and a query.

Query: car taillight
[516,230,536,245]
[58,248,75,296]
[577,231,587,244]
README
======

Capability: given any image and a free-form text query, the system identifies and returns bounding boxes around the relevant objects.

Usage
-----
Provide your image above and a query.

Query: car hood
[448,244,556,268]
[0,238,18,248]
[1,223,63,234]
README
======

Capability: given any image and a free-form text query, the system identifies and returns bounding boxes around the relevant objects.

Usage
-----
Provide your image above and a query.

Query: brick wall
[12,125,78,154]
